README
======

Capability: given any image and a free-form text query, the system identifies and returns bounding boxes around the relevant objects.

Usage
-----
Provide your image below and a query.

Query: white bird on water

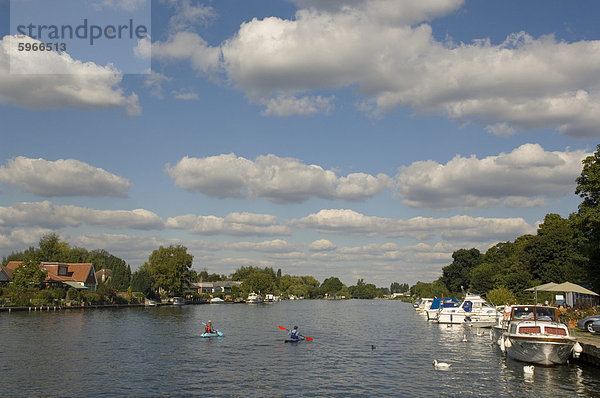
[462,334,467,342]
[524,365,534,375]
[433,360,451,369]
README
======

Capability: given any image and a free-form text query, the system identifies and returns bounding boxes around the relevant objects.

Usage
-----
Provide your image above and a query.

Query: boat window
[512,307,533,319]
[536,307,556,322]
[462,301,473,312]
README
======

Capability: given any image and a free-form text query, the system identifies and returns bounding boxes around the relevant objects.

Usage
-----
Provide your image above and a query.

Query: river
[1,300,599,397]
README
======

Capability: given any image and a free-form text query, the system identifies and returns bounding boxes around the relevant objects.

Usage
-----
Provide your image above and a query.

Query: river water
[1,300,599,397]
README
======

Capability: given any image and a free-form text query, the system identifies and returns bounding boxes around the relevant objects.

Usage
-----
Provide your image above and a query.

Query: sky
[0,0,599,287]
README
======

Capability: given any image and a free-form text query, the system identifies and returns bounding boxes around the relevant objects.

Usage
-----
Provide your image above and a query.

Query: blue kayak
[201,331,223,338]
[285,337,304,343]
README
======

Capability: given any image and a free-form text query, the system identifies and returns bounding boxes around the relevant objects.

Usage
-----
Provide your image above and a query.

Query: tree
[390,282,409,293]
[242,271,275,294]
[441,248,482,293]
[11,260,47,290]
[573,144,600,291]
[131,268,154,297]
[486,286,516,307]
[321,276,343,295]
[349,279,378,299]
[142,245,193,296]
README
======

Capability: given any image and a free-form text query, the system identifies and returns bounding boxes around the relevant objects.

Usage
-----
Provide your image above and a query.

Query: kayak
[201,331,223,338]
[285,338,305,343]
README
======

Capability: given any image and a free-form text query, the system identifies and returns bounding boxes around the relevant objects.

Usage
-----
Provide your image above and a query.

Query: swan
[433,360,451,369]
[462,334,467,342]
[523,365,534,375]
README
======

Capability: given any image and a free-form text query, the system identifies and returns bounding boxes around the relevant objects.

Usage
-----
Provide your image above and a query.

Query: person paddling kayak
[289,326,300,340]
[205,320,215,334]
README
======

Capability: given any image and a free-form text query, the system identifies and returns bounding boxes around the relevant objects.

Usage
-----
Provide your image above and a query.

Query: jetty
[575,336,600,366]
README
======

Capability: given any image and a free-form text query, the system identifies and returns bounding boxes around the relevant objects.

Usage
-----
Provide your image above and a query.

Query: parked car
[592,320,600,333]
[577,315,600,333]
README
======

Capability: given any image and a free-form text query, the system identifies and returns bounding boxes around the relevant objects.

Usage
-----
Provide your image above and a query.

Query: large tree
[142,245,193,296]
[441,248,482,293]
[11,260,47,290]
[573,144,600,291]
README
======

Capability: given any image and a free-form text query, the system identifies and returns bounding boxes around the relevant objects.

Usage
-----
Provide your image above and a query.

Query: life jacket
[205,324,212,333]
[290,329,299,339]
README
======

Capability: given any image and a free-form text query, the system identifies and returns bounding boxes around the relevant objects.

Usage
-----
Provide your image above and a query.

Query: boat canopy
[442,298,459,307]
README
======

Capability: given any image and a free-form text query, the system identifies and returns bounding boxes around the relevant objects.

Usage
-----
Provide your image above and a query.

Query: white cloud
[172,89,199,100]
[0,36,141,115]
[290,209,536,242]
[166,212,290,236]
[0,157,131,197]
[162,0,217,32]
[152,31,221,75]
[158,0,600,136]
[262,95,334,116]
[144,71,171,99]
[308,239,336,251]
[229,239,297,253]
[165,153,392,203]
[0,228,59,249]
[97,0,148,12]
[395,144,590,209]
[0,201,164,230]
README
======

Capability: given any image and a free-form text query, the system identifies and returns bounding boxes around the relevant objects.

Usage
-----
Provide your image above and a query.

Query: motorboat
[210,297,225,304]
[437,293,496,325]
[425,297,460,321]
[414,298,434,314]
[498,305,582,366]
[246,292,263,304]
[172,297,186,306]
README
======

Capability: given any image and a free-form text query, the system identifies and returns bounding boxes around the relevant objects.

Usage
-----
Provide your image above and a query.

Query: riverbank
[0,300,213,312]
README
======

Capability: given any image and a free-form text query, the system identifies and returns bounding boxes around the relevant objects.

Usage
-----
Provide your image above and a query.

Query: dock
[575,336,600,366]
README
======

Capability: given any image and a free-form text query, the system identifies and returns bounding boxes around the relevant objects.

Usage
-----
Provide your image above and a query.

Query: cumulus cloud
[0,201,164,230]
[290,209,536,242]
[262,95,334,116]
[0,228,59,249]
[0,157,131,197]
[308,239,336,251]
[152,31,221,75]
[165,153,392,203]
[166,212,290,236]
[395,144,590,209]
[156,0,600,136]
[0,36,141,115]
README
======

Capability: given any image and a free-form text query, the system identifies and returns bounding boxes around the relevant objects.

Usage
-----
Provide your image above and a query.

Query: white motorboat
[172,297,186,306]
[425,297,460,321]
[246,292,263,304]
[499,305,581,366]
[414,298,434,314]
[210,297,225,304]
[437,293,496,325]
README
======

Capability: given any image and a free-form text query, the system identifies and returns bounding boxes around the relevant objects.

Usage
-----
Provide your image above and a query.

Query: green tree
[573,144,600,291]
[242,271,275,294]
[349,279,378,299]
[11,260,47,290]
[142,245,193,296]
[88,249,131,291]
[486,286,516,307]
[321,276,343,295]
[131,268,155,297]
[441,248,482,293]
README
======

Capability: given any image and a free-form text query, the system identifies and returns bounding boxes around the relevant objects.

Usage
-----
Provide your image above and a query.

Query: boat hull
[506,335,576,366]
[201,331,223,338]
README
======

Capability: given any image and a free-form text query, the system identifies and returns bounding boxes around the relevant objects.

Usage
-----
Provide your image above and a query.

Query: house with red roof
[1,261,97,291]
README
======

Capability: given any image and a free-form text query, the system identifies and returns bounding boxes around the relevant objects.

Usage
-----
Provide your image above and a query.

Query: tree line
[409,145,600,305]
[2,236,404,303]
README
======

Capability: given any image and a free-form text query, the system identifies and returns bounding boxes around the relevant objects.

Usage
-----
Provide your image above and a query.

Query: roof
[5,261,24,271]
[42,262,97,285]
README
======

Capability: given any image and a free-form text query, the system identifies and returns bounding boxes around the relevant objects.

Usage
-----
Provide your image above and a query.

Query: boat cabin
[510,305,559,323]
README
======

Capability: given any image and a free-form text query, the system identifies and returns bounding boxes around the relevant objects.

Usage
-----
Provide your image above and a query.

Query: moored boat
[425,297,460,321]
[437,293,496,325]
[210,297,225,304]
[246,292,263,304]
[499,305,582,366]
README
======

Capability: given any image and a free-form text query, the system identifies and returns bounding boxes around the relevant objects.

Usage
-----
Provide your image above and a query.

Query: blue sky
[1,0,599,287]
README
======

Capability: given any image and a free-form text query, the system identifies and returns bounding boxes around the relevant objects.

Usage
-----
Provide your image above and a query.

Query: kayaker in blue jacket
[289,326,300,340]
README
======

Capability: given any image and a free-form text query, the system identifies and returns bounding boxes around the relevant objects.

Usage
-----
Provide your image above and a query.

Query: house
[1,261,97,291]
[41,262,98,291]
[0,266,10,283]
[192,281,242,294]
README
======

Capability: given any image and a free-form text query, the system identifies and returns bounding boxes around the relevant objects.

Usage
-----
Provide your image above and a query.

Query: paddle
[278,325,313,341]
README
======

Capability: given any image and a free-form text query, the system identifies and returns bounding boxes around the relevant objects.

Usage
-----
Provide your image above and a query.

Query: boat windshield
[511,306,557,321]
